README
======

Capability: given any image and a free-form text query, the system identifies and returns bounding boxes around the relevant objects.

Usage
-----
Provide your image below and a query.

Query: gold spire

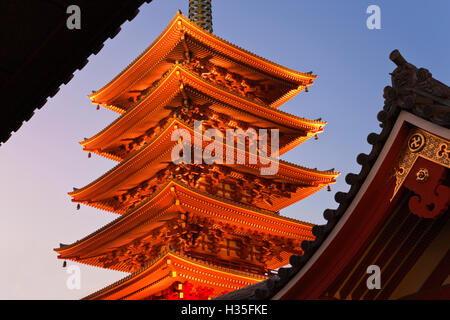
[188,0,213,32]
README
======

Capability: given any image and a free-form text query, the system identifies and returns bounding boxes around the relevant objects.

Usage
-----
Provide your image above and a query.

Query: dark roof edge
[0,1,153,145]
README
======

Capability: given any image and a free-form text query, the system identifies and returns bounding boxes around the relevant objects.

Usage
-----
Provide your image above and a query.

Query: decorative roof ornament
[385,50,450,127]
[189,0,213,32]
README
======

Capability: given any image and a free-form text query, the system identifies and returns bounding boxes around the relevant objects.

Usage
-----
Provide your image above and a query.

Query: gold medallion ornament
[408,133,426,152]
[415,168,429,183]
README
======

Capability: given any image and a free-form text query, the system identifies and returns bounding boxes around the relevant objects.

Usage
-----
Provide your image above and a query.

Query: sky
[0,0,448,299]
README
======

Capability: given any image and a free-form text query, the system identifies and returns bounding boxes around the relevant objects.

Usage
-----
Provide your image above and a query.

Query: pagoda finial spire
[188,0,213,33]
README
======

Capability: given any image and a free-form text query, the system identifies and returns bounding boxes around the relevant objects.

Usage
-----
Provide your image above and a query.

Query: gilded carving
[187,57,276,104]
[102,101,273,159]
[415,168,429,183]
[393,128,449,199]
[97,212,302,273]
[106,162,301,212]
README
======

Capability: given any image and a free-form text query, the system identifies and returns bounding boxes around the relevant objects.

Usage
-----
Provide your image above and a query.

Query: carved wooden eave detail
[56,181,314,272]
[58,211,305,273]
[106,163,307,213]
[392,128,449,200]
[69,120,338,214]
[82,248,268,300]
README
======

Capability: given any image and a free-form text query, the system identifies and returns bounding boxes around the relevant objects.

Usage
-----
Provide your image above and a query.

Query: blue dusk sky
[0,0,448,299]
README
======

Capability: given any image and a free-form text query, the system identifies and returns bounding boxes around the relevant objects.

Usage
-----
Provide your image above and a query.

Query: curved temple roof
[69,120,338,214]
[82,248,268,300]
[56,180,315,272]
[88,12,316,111]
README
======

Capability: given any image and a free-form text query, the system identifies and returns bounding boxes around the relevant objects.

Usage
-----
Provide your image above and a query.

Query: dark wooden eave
[0,0,152,145]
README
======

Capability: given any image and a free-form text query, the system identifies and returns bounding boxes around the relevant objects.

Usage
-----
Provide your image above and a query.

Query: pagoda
[55,1,339,300]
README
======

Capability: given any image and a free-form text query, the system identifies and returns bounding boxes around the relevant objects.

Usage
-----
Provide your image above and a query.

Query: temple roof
[219,50,450,300]
[70,120,338,213]
[88,12,316,112]
[57,180,314,272]
[0,0,152,145]
[81,64,326,160]
[82,248,267,300]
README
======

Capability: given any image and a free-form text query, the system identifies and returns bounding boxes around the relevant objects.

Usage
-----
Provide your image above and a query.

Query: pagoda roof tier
[70,120,338,214]
[88,12,316,112]
[56,180,314,273]
[82,64,326,160]
[82,248,268,300]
